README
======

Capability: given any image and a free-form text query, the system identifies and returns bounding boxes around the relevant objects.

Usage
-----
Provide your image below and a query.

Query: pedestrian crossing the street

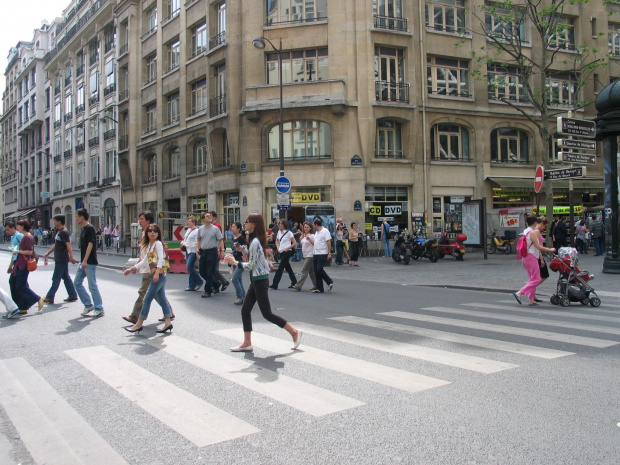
[1,297,619,461]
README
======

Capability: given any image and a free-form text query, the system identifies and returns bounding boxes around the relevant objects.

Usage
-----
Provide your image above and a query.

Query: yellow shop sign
[292,192,321,203]
[534,206,583,215]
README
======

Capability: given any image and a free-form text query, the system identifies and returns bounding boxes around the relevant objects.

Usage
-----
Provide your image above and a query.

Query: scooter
[410,230,439,262]
[486,230,515,255]
[437,232,467,261]
[392,232,412,265]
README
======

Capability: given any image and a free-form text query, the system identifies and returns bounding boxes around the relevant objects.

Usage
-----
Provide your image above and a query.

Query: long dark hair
[246,213,267,253]
[140,224,163,248]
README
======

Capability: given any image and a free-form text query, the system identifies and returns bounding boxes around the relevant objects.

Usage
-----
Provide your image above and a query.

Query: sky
[0,0,67,99]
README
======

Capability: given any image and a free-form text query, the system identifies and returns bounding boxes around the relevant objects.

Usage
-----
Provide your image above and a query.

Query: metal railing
[53,155,62,163]
[373,14,408,32]
[65,76,72,86]
[209,94,226,118]
[89,95,99,107]
[76,65,84,77]
[64,149,72,159]
[54,120,62,129]
[89,53,99,66]
[120,43,128,56]
[119,89,129,102]
[64,113,73,123]
[103,128,116,141]
[75,143,85,154]
[104,83,116,97]
[209,31,226,50]
[119,135,129,151]
[375,81,410,103]
[76,104,85,115]
[88,136,100,147]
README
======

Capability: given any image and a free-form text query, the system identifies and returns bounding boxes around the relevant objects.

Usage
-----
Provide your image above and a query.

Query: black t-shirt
[232,235,247,261]
[54,228,71,263]
[80,224,98,265]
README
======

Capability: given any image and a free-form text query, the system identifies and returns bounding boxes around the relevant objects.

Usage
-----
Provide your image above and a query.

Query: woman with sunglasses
[224,213,302,352]
[122,224,173,333]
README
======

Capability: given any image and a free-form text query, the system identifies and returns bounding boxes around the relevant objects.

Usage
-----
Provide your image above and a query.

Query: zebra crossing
[1,298,619,461]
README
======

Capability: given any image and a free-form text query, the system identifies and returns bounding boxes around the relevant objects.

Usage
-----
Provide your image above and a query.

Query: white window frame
[425,0,466,33]
[431,124,471,161]
[427,56,470,97]
[190,79,207,114]
[167,92,180,124]
[267,48,328,84]
[546,73,578,107]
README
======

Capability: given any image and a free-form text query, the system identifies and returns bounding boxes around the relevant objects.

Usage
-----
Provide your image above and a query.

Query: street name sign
[557,139,596,150]
[556,117,596,139]
[40,192,50,198]
[544,166,587,180]
[557,152,596,165]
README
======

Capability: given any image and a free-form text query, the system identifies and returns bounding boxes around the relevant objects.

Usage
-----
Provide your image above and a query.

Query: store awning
[5,208,36,219]
[487,177,604,193]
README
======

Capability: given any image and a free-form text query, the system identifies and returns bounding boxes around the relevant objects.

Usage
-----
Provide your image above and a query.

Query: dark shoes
[64,296,78,302]
[220,282,230,292]
[122,315,138,324]
[201,292,212,298]
[43,298,54,304]
[269,285,277,290]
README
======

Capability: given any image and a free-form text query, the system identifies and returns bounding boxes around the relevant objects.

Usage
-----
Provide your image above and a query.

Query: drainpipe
[418,0,429,228]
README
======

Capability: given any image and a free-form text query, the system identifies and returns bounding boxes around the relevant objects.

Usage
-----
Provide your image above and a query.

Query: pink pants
[519,253,541,300]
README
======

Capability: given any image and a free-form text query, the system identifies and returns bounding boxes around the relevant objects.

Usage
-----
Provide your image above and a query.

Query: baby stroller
[549,247,601,307]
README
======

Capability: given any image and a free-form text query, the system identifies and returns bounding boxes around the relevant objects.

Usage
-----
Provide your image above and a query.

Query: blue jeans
[594,236,604,255]
[10,268,40,310]
[294,243,303,261]
[46,262,77,299]
[140,274,172,320]
[74,264,103,310]
[383,239,392,257]
[335,240,344,264]
[198,248,218,293]
[186,252,203,288]
[231,266,246,299]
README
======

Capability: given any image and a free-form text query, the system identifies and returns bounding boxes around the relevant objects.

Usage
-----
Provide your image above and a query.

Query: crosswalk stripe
[329,316,574,359]
[65,346,260,447]
[381,311,619,348]
[423,306,620,336]
[145,335,364,416]
[464,303,620,324]
[495,300,620,314]
[0,357,128,465]
[288,322,518,374]
[211,329,451,393]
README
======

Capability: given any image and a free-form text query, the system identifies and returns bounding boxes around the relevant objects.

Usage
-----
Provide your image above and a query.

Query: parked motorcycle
[437,232,467,261]
[392,232,412,265]
[410,230,439,262]
[486,230,515,255]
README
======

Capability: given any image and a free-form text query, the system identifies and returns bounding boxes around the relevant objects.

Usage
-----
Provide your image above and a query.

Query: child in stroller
[549,247,601,307]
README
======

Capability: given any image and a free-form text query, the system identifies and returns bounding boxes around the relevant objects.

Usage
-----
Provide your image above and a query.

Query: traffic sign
[556,117,596,139]
[557,139,596,150]
[544,166,587,180]
[275,176,291,194]
[557,152,596,165]
[277,204,291,210]
[534,166,544,193]
[40,192,49,198]
[173,225,185,241]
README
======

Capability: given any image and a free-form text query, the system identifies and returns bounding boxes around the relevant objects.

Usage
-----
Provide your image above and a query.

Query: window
[77,85,85,108]
[65,129,72,150]
[90,70,99,95]
[55,136,62,156]
[190,79,207,115]
[487,64,527,103]
[427,56,470,97]
[145,102,157,133]
[146,7,157,34]
[373,0,406,31]
[54,170,62,192]
[425,0,465,33]
[190,196,207,212]
[145,154,157,183]
[609,23,620,57]
[191,23,207,57]
[166,0,180,20]
[546,73,578,106]
[268,121,332,160]
[77,161,85,186]
[65,94,72,114]
[90,156,99,182]
[145,54,157,83]
[548,17,575,50]
[217,2,227,35]
[89,40,99,64]
[54,102,62,122]
[168,148,180,178]
[430,124,470,161]
[105,150,116,179]
[166,39,181,72]
[192,139,208,174]
[484,4,526,42]
[374,46,408,102]
[167,92,180,124]
[76,125,85,145]
[365,186,408,201]
[266,0,327,25]
[267,48,328,84]
[491,128,530,163]
[105,59,116,87]
[65,166,73,188]
[376,119,403,158]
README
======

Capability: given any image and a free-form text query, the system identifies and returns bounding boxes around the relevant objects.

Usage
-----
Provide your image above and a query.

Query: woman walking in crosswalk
[224,213,302,352]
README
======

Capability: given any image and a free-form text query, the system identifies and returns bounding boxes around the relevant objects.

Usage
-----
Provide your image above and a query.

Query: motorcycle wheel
[404,254,410,265]
[437,252,445,259]
[486,242,496,254]
[392,251,399,262]
[503,243,512,255]
[454,250,464,261]
[428,250,439,263]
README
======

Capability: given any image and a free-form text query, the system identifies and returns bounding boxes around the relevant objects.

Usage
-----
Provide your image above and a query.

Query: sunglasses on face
[147,229,157,232]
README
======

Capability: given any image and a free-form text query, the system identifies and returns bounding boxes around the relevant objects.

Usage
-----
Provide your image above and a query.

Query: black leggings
[241,278,287,332]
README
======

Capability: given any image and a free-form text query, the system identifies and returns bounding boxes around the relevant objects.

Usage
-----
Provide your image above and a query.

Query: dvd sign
[384,205,402,215]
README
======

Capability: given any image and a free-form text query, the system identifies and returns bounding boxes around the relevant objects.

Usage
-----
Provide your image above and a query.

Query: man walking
[553,216,568,251]
[103,223,112,248]
[197,212,224,298]
[3,221,24,316]
[42,215,78,304]
[380,218,392,258]
[210,211,229,292]
[312,218,333,294]
[122,210,175,323]
[74,209,104,317]
[589,215,605,256]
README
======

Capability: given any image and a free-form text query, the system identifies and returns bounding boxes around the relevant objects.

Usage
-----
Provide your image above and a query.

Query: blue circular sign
[275,176,291,194]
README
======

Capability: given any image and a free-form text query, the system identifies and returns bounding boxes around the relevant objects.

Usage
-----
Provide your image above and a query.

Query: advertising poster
[461,200,484,246]
[500,214,520,228]
[305,205,335,237]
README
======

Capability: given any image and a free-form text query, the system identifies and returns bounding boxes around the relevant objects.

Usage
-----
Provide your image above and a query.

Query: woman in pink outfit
[513,215,556,306]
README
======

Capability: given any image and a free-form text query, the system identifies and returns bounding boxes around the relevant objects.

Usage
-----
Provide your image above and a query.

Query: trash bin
[167,248,188,274]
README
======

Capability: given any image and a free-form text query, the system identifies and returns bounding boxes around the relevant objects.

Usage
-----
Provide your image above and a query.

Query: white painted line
[65,346,259,447]
[330,316,574,359]
[475,302,620,322]
[495,300,620,313]
[424,306,620,336]
[381,311,618,348]
[211,329,450,394]
[0,358,128,465]
[146,336,364,416]
[286,323,517,374]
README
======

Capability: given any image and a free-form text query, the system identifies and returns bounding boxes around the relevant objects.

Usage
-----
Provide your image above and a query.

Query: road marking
[495,300,620,314]
[423,306,620,336]
[381,311,619,348]
[330,316,574,359]
[212,329,451,393]
[287,323,517,374]
[463,303,620,324]
[65,346,259,447]
[0,357,128,465]
[146,336,364,416]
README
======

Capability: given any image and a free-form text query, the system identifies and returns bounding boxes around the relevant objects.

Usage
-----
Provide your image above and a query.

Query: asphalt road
[1,253,619,465]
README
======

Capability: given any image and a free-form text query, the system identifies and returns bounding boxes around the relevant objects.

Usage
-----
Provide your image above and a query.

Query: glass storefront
[365,186,409,238]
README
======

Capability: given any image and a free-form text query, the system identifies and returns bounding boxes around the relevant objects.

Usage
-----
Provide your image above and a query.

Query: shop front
[431,195,472,237]
[364,186,410,239]
[266,186,332,225]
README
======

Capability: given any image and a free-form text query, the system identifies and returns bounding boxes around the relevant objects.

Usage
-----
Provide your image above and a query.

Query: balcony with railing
[88,136,100,147]
[87,180,99,188]
[209,94,226,118]
[89,94,99,107]
[104,39,116,54]
[143,173,157,184]
[120,43,128,56]
[89,52,99,66]
[373,15,408,32]
[119,135,129,152]
[63,187,73,194]
[162,8,180,25]
[75,143,85,154]
[103,128,116,141]
[209,31,226,51]
[64,112,73,123]
[76,64,84,77]
[375,81,410,104]
[53,155,62,163]
[104,83,116,97]
[53,120,62,129]
[64,149,72,159]
[119,89,129,102]
[53,190,62,196]
[54,85,61,95]
[65,76,72,87]
[76,104,85,115]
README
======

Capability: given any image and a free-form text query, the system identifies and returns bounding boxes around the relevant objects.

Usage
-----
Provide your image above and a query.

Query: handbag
[27,256,38,272]
[147,244,170,274]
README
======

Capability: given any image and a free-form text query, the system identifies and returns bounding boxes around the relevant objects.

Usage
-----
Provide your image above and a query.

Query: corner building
[117,0,615,236]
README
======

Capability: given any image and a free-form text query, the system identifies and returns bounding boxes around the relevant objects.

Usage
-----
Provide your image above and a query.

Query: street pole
[278,39,285,220]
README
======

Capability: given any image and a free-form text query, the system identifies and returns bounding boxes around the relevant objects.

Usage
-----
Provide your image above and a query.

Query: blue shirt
[11,232,24,261]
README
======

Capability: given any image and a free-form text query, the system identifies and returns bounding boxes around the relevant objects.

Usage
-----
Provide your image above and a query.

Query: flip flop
[528,302,540,306]
[512,292,522,305]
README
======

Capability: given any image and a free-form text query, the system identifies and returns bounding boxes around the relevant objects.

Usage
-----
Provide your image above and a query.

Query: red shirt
[213,221,223,233]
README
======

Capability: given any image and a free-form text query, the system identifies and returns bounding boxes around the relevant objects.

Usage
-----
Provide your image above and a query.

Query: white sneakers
[230,345,253,352]
[81,307,104,317]
[81,307,94,316]
[291,330,303,350]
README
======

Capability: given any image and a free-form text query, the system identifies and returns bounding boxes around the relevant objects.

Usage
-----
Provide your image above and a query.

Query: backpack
[516,231,531,260]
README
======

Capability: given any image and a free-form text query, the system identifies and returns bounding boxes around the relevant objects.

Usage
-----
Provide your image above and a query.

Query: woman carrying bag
[269,219,298,290]
[8,219,44,317]
[230,221,247,305]
[292,221,317,291]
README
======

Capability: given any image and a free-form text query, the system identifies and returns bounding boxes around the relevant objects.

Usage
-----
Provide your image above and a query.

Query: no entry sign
[534,165,544,193]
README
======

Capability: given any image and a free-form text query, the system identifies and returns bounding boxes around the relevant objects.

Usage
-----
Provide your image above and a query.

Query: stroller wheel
[560,296,571,307]
[550,295,560,305]
[590,297,601,307]
[580,298,590,306]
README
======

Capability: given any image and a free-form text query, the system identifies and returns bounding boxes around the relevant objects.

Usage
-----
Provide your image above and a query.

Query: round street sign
[534,165,544,193]
[275,176,291,194]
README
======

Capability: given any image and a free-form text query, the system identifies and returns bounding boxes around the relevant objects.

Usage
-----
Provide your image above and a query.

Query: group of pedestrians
[333,218,362,267]
[550,215,606,256]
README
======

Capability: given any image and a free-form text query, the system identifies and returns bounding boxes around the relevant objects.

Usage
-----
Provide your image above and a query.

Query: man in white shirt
[103,224,112,248]
[312,218,333,293]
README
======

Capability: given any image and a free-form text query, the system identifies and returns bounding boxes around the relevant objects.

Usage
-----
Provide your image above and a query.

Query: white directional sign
[557,152,596,165]
[556,117,596,139]
[557,139,596,151]
[545,166,587,180]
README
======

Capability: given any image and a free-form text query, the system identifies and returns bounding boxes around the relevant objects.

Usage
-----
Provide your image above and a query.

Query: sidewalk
[12,245,618,298]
